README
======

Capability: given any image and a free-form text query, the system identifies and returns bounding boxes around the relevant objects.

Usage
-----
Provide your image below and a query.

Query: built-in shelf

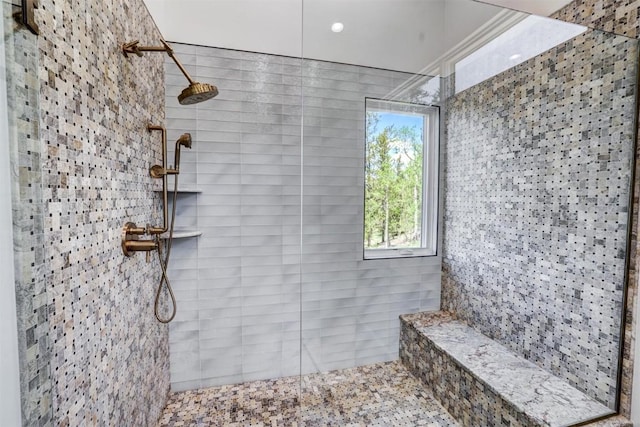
[153,185,202,193]
[160,229,202,239]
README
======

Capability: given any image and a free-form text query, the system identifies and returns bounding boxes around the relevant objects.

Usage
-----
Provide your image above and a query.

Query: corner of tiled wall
[7,0,171,425]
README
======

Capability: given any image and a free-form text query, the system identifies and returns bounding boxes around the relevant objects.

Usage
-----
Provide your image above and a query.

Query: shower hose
[154,175,179,323]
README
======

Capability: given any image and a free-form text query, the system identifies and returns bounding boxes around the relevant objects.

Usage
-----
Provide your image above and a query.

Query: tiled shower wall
[552,0,640,417]
[6,0,170,425]
[300,60,440,375]
[164,43,442,390]
[441,28,638,408]
[3,1,48,424]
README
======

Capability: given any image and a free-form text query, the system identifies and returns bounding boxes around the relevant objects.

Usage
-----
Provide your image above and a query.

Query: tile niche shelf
[154,185,202,240]
[153,185,202,193]
[160,229,202,240]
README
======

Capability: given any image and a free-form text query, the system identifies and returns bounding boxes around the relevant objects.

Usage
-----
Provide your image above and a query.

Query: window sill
[364,248,437,260]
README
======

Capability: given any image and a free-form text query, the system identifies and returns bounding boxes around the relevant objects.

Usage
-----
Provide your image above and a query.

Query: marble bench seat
[400,311,622,427]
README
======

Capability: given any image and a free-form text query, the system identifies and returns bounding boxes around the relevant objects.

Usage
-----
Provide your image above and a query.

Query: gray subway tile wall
[301,59,441,374]
[164,43,442,388]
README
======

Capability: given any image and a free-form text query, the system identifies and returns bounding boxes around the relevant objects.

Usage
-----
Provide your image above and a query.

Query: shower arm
[122,40,196,85]
[122,39,218,106]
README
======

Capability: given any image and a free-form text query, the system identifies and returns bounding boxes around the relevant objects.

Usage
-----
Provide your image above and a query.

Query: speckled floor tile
[157,361,459,427]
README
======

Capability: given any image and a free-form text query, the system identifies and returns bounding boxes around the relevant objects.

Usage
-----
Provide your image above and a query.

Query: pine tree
[365,112,422,249]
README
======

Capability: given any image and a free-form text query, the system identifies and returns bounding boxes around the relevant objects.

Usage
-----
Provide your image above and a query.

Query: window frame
[363,98,440,260]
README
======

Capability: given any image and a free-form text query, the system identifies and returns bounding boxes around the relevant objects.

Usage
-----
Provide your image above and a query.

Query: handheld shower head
[122,39,219,105]
[177,133,192,149]
[179,82,219,105]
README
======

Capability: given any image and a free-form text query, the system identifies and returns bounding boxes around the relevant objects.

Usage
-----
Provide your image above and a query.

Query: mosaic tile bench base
[399,311,619,427]
[157,361,460,426]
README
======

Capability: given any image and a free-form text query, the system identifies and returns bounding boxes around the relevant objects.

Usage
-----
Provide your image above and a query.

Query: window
[364,99,439,259]
[454,16,586,94]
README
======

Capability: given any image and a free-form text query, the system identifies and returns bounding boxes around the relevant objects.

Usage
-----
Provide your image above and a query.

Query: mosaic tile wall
[552,0,640,418]
[554,0,640,37]
[163,43,442,391]
[6,0,170,425]
[3,1,51,425]
[441,28,638,408]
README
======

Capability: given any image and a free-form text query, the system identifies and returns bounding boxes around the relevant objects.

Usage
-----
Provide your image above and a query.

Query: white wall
[144,0,302,57]
[0,5,23,425]
[143,0,504,74]
[443,0,507,49]
[301,0,446,73]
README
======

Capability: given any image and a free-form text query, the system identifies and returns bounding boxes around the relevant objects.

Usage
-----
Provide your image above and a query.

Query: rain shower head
[179,82,219,105]
[122,39,219,105]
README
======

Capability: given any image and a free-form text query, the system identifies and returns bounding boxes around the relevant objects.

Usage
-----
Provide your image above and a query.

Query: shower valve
[121,222,158,257]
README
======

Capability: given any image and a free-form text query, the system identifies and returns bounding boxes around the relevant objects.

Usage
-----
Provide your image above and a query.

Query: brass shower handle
[122,222,158,257]
[150,165,168,178]
[150,165,181,178]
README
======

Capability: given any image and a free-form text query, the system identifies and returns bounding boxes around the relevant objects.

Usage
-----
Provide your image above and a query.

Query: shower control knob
[150,164,165,178]
[122,222,159,257]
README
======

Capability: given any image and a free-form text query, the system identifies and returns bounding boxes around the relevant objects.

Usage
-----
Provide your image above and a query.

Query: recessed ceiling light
[509,53,522,61]
[331,22,344,33]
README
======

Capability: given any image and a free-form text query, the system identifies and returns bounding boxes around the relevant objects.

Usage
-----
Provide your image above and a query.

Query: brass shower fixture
[122,39,219,105]
[120,37,217,323]
[121,124,194,324]
[121,125,192,255]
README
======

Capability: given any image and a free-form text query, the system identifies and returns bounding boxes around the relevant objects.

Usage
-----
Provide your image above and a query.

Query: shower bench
[399,311,631,427]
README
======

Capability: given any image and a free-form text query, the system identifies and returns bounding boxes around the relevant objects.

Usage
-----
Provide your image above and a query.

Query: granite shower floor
[157,361,460,427]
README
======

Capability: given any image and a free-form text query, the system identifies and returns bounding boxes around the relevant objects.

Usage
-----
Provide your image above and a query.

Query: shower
[122,39,219,105]
[120,39,217,322]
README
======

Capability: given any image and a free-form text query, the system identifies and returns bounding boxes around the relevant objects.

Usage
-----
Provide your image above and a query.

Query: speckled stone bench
[399,311,627,427]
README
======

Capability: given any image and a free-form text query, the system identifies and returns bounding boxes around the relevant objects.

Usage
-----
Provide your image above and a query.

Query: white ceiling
[142,0,571,74]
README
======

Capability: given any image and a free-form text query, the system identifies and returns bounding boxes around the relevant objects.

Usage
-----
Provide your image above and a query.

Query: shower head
[179,82,219,105]
[177,133,192,149]
[122,39,219,105]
